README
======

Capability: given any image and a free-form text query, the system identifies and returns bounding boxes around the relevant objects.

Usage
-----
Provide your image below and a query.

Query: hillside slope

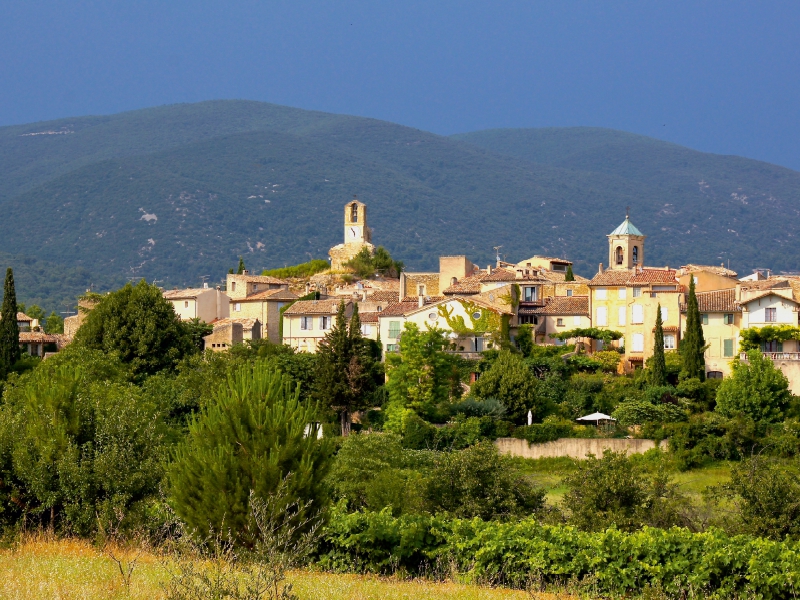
[2,103,800,309]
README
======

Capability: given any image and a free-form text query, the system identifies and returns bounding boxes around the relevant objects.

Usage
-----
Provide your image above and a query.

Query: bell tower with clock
[329,195,375,271]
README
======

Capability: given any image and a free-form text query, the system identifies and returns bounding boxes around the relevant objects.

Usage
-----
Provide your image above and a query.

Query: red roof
[681,289,740,313]
[589,268,677,286]
[531,296,589,316]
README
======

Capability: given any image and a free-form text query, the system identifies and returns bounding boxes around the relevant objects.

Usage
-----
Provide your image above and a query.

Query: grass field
[0,537,575,600]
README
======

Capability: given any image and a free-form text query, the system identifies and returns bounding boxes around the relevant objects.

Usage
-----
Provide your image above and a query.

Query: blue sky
[2,1,799,169]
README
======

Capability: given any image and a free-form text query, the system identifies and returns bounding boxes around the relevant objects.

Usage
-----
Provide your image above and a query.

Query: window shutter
[618,306,626,326]
[632,304,643,324]
[723,338,734,357]
[596,306,607,326]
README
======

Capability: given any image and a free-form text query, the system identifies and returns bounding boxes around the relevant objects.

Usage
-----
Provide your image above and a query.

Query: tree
[715,350,791,422]
[565,265,575,282]
[343,246,403,279]
[237,256,246,274]
[185,317,213,352]
[515,323,534,358]
[169,361,330,547]
[73,280,195,378]
[44,312,64,334]
[314,301,378,436]
[0,268,20,378]
[23,304,46,324]
[426,441,545,520]
[471,350,540,422]
[649,303,667,386]
[385,323,458,421]
[681,277,706,380]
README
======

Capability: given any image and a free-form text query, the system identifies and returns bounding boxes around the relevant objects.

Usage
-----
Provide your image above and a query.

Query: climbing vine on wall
[739,325,800,351]
[437,300,502,337]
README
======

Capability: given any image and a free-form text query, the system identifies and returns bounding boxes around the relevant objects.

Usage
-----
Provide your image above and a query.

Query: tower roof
[608,218,643,237]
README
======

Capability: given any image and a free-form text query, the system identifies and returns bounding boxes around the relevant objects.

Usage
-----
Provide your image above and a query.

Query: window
[596,306,607,326]
[724,313,734,325]
[661,307,668,322]
[723,338,734,357]
[377,306,382,312]
[762,340,783,352]
[361,324,371,335]
[632,246,639,264]
[351,203,358,223]
[632,304,643,324]
[632,333,644,352]
[596,288,607,300]
[618,306,626,326]
[386,344,399,353]
[556,318,564,327]
[428,312,437,321]
[523,286,537,302]
[388,321,402,339]
[552,263,567,272]
[618,288,627,299]
[765,307,777,322]
[701,314,708,325]
[252,284,258,292]
[693,276,699,285]
[472,311,482,320]
[184,301,189,308]
[664,334,676,349]
[707,371,723,379]
[300,316,312,330]
[566,289,573,297]
[450,277,457,286]
[573,315,581,326]
[633,287,642,298]
[234,303,241,312]
[615,246,624,265]
[319,316,331,330]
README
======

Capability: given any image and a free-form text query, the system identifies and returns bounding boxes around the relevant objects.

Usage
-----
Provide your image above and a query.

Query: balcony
[741,352,800,361]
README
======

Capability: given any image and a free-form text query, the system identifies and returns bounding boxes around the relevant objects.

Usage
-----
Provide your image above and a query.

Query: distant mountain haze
[1,100,799,310]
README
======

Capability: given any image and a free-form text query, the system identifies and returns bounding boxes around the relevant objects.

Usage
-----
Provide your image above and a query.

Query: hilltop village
[8,196,800,393]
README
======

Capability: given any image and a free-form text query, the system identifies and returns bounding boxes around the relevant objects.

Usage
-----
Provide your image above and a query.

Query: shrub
[471,351,540,423]
[715,350,791,423]
[450,396,506,419]
[425,441,545,521]
[168,361,331,547]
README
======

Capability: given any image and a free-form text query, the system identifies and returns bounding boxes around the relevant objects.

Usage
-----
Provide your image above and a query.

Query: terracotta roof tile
[401,295,445,303]
[233,274,289,285]
[442,275,485,294]
[531,296,589,316]
[628,269,678,284]
[19,331,59,343]
[240,288,298,301]
[377,301,420,317]
[589,270,635,286]
[283,300,348,316]
[482,267,517,282]
[359,312,380,324]
[163,288,210,300]
[16,312,33,321]
[368,290,401,302]
[590,268,677,286]
[214,317,260,330]
[740,290,799,306]
[678,264,738,278]
[682,289,740,313]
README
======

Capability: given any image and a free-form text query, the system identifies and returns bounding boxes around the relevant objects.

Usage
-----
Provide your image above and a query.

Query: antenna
[61,300,76,319]
[152,279,163,287]
[493,245,503,263]
[626,206,631,219]
[199,275,210,286]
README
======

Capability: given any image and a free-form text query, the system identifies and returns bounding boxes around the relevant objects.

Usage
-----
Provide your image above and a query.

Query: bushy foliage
[715,350,791,422]
[0,349,164,534]
[450,396,506,419]
[74,280,196,378]
[168,361,331,547]
[613,399,687,426]
[514,324,534,358]
[561,450,689,532]
[342,246,403,279]
[262,259,330,279]
[471,351,539,423]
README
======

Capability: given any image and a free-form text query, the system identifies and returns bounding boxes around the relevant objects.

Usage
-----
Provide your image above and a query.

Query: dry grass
[0,536,576,600]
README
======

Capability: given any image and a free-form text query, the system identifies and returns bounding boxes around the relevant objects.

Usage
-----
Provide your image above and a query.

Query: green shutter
[723,338,734,357]
[389,321,401,338]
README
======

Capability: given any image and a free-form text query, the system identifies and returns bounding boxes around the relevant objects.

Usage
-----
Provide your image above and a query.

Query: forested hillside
[2,101,800,311]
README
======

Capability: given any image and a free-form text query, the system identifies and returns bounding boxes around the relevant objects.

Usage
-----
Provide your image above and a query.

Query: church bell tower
[607,210,645,270]
[344,196,371,245]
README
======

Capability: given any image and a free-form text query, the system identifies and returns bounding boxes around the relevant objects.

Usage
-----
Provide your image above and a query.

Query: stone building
[328,197,374,271]
[163,285,230,323]
[226,272,297,343]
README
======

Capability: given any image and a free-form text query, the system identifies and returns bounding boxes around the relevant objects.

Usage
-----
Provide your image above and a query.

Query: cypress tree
[649,303,667,386]
[565,265,575,282]
[682,277,706,380]
[0,267,20,377]
[236,256,246,274]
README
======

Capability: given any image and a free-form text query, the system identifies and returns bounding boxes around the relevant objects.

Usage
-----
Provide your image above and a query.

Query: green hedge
[318,509,800,598]
[511,423,596,444]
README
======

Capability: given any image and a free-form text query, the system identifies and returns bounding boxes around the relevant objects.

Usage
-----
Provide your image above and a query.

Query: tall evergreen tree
[649,303,667,386]
[237,256,246,274]
[0,268,20,377]
[681,277,706,380]
[314,301,377,436]
[565,265,575,282]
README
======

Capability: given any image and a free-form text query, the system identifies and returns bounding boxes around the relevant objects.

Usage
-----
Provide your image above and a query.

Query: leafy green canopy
[0,348,163,534]
[551,327,623,344]
[471,351,540,423]
[715,350,791,423]
[263,259,330,279]
[739,325,800,351]
[169,361,330,547]
[0,267,20,378]
[343,247,404,279]
[74,280,196,378]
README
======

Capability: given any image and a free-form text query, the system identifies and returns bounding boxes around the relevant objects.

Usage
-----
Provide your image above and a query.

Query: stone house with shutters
[163,286,230,323]
[226,272,297,343]
[680,289,741,379]
[282,299,353,353]
[530,296,591,345]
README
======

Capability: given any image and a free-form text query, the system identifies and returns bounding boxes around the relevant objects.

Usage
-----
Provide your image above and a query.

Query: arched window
[450,277,457,286]
[615,246,624,265]
[350,203,358,223]
[632,246,639,264]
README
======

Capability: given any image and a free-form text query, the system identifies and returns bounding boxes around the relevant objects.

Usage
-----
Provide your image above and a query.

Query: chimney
[486,265,492,274]
[418,296,424,308]
[203,282,208,289]
[598,263,604,274]
[243,269,249,275]
[361,290,368,302]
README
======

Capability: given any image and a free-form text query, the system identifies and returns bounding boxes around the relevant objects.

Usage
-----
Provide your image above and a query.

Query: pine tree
[0,268,20,378]
[649,303,667,386]
[237,256,246,274]
[169,361,330,547]
[565,265,575,282]
[681,277,706,380]
[314,301,377,436]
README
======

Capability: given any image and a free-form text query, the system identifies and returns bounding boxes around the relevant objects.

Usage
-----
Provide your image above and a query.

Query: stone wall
[401,272,441,298]
[495,437,665,460]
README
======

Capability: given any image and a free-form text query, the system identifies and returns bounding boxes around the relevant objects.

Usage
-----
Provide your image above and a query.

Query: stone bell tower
[607,210,645,270]
[329,196,374,271]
